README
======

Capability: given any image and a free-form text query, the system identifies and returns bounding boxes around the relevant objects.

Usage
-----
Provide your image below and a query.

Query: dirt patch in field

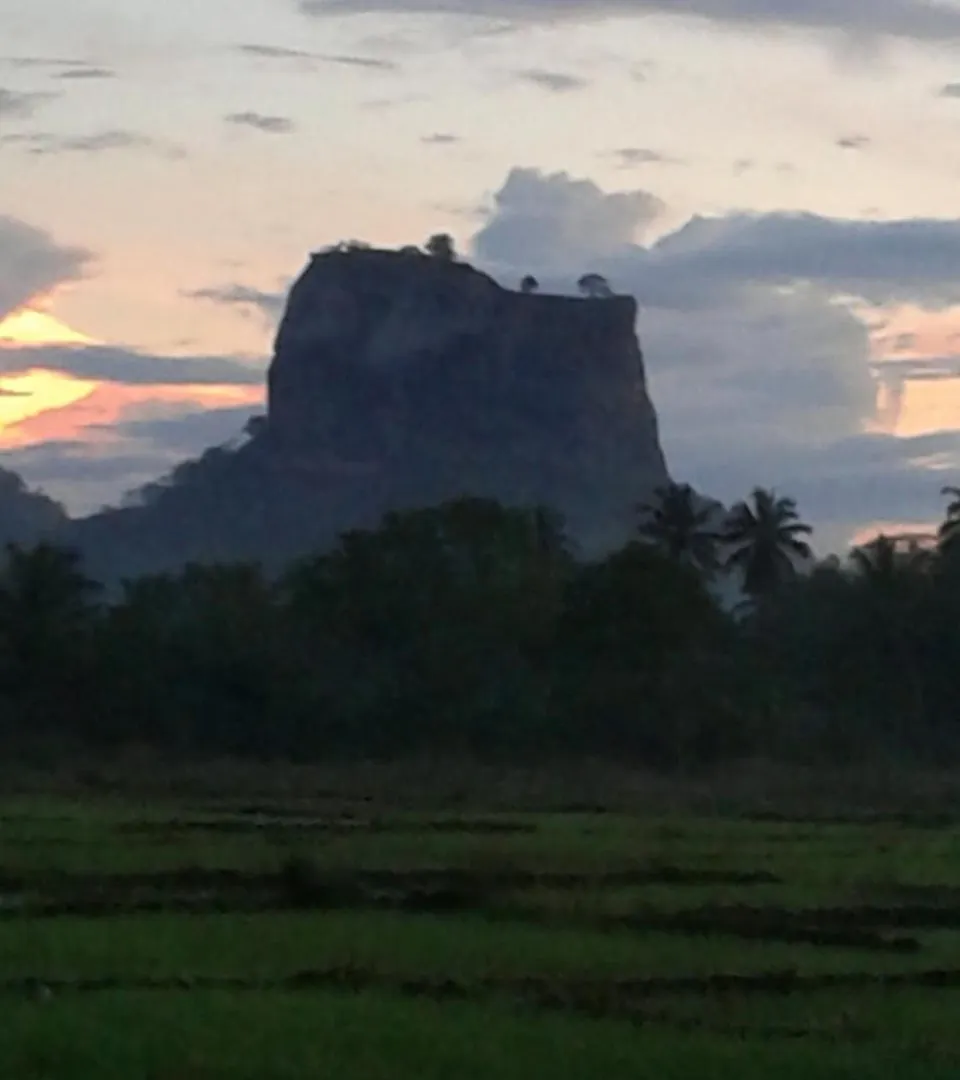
[117,816,538,838]
[5,964,960,1045]
[0,863,780,920]
[744,810,959,829]
[601,907,922,953]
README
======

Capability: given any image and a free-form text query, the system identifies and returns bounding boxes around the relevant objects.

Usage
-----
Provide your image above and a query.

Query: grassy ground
[8,771,960,1077]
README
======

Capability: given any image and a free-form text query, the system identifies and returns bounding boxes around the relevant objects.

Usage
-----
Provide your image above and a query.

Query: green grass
[7,909,954,982]
[9,791,960,1076]
[6,989,960,1080]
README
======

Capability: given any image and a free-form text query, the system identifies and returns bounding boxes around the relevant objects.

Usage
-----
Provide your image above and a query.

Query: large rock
[69,247,671,580]
[263,247,669,548]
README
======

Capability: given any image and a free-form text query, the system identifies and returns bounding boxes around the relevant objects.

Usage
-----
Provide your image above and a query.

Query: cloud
[185,284,287,322]
[472,168,665,271]
[422,132,461,145]
[225,112,296,134]
[837,134,871,150]
[0,87,57,118]
[470,167,960,548]
[0,345,265,387]
[237,43,398,70]
[298,0,960,44]
[109,404,261,454]
[57,67,115,80]
[515,69,590,92]
[609,147,677,168]
[1,397,263,515]
[939,82,960,97]
[0,56,89,70]
[2,129,182,157]
[0,216,92,320]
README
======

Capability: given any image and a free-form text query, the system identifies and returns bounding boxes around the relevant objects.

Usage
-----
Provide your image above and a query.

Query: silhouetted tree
[939,486,960,557]
[577,273,613,299]
[636,483,719,578]
[425,233,456,261]
[721,488,812,601]
[520,275,540,294]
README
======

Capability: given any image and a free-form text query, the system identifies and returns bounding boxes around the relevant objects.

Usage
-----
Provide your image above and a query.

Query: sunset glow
[0,309,95,349]
[0,370,98,437]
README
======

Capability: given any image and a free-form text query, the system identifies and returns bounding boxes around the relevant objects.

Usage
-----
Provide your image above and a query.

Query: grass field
[8,766,960,1077]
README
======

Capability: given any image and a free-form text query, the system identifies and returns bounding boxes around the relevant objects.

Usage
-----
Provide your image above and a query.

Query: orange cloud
[0,308,95,348]
[872,305,960,359]
[0,382,263,449]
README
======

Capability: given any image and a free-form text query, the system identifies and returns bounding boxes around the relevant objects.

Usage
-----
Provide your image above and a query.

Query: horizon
[4,1,960,556]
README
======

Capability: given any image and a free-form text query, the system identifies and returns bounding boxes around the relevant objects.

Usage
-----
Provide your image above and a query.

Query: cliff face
[263,248,669,546]
[68,248,671,581]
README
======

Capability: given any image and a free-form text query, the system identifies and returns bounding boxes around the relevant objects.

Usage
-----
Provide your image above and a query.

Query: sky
[4,1,960,553]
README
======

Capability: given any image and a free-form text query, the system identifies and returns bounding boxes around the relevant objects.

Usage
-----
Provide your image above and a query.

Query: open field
[9,765,960,1077]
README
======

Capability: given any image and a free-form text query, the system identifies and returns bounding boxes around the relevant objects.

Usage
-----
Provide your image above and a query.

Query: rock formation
[69,246,671,580]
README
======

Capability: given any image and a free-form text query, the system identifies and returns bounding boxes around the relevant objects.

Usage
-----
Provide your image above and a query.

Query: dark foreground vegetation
[2,482,960,767]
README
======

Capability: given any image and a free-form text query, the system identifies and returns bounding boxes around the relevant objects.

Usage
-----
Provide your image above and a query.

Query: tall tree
[0,543,100,733]
[636,482,719,577]
[721,488,812,601]
[938,486,960,557]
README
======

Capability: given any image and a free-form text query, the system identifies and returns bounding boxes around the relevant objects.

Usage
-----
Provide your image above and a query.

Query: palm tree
[720,487,813,600]
[938,486,960,556]
[636,482,719,577]
[850,533,933,585]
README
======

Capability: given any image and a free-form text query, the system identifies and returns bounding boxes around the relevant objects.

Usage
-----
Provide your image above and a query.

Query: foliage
[720,487,813,601]
[577,273,613,299]
[636,482,720,577]
[425,233,457,261]
[5,483,960,768]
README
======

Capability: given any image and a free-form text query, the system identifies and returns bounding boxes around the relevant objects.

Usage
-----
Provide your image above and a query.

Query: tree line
[2,484,959,768]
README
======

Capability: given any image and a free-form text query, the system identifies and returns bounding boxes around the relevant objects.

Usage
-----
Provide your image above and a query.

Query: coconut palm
[938,486,960,556]
[720,487,813,600]
[636,482,719,577]
[850,533,933,585]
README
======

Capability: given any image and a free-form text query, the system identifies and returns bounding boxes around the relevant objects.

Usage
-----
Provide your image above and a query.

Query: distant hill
[0,466,67,547]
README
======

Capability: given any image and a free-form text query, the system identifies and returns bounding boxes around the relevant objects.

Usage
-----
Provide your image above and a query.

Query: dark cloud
[298,0,960,44]
[57,67,115,80]
[2,129,182,157]
[515,69,590,92]
[225,112,296,134]
[237,43,398,70]
[939,82,960,97]
[421,132,461,145]
[0,87,58,118]
[837,134,871,150]
[109,405,262,454]
[3,440,175,487]
[2,402,264,515]
[0,345,265,387]
[0,56,88,70]
[0,216,92,319]
[610,147,678,168]
[184,284,287,322]
[239,43,315,59]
